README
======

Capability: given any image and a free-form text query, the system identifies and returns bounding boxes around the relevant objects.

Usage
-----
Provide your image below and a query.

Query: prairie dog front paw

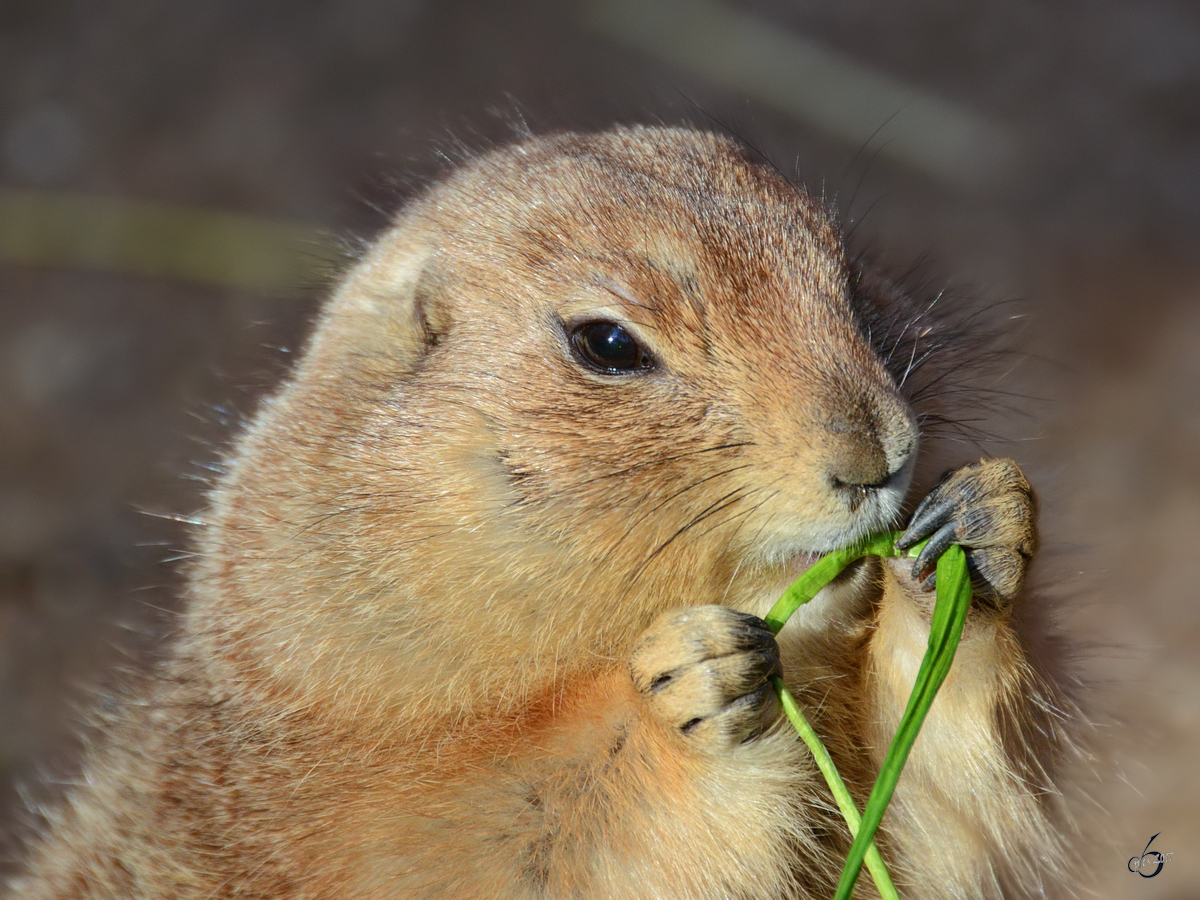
[896,457,1037,605]
[630,606,781,751]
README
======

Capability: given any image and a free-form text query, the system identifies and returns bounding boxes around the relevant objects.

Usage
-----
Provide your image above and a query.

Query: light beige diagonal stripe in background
[585,0,1021,189]
[0,188,331,291]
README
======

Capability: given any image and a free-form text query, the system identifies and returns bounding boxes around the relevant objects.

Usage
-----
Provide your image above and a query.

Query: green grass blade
[765,529,967,900]
[764,531,902,633]
[765,529,905,899]
[773,678,900,900]
[831,543,973,900]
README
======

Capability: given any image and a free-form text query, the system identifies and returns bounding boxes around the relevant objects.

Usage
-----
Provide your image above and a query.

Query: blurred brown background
[2,1,1198,895]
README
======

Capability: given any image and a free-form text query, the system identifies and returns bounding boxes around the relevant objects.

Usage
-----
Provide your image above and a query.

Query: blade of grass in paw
[831,542,973,900]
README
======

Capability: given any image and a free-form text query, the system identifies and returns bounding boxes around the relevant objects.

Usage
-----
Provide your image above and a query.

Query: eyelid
[598,278,656,313]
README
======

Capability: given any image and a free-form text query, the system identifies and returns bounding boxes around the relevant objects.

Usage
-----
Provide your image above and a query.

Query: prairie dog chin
[11,125,1073,900]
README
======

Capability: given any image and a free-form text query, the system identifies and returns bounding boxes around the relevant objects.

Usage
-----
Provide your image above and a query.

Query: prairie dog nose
[822,397,917,494]
[827,433,891,489]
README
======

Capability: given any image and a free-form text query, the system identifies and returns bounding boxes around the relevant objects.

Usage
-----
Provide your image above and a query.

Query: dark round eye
[569,321,653,374]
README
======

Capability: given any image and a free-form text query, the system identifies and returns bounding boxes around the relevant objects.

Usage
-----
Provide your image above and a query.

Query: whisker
[577,442,752,486]
[598,463,754,565]
[629,487,749,584]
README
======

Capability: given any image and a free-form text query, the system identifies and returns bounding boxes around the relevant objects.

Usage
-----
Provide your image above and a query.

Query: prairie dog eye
[569,321,654,375]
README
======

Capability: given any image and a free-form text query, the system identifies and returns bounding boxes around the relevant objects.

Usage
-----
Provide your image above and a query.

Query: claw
[911,520,957,583]
[897,492,956,550]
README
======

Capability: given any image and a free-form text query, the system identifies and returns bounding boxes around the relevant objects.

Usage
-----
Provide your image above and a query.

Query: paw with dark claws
[630,606,782,751]
[895,458,1037,606]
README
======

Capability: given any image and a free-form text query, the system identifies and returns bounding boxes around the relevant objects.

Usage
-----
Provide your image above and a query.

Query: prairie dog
[10,126,1073,898]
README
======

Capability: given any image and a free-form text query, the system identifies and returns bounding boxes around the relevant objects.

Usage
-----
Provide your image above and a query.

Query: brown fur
[8,126,1074,899]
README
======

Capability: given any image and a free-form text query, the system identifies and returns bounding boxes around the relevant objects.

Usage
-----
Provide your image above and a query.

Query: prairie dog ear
[303,231,449,379]
[410,264,453,351]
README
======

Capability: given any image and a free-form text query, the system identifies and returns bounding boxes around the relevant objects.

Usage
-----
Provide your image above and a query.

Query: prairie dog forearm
[865,558,1061,896]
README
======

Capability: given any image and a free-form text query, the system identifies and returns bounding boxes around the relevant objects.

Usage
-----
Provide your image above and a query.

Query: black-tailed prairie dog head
[197,125,920,713]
